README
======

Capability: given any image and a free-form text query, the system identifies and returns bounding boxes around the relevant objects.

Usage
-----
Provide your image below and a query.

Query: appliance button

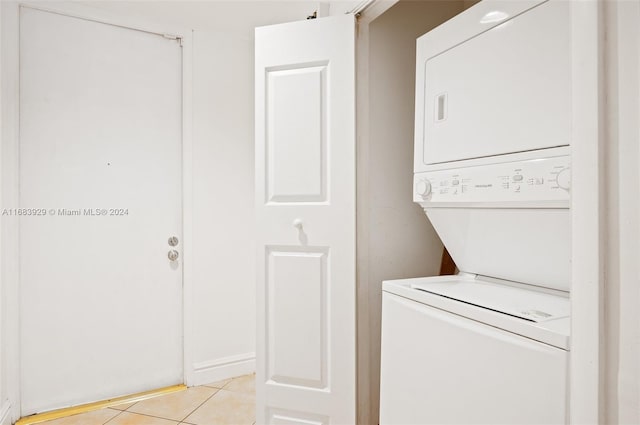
[513,175,524,182]
[416,180,432,197]
[556,167,571,190]
[452,179,460,186]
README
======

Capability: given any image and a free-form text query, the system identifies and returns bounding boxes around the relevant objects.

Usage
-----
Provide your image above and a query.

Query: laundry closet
[254,0,621,423]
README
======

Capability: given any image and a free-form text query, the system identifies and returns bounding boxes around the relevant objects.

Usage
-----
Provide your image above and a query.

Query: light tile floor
[39,374,256,425]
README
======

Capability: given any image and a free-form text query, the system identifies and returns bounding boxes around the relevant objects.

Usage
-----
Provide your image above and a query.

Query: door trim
[1,2,194,420]
[352,3,397,425]
[568,1,605,423]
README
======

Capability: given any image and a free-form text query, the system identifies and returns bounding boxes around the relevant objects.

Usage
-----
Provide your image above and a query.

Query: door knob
[168,250,179,261]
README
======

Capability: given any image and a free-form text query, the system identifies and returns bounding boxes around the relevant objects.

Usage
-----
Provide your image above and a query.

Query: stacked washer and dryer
[379,1,572,424]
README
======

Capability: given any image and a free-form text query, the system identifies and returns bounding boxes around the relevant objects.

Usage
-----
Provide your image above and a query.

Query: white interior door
[19,7,183,415]
[255,15,356,424]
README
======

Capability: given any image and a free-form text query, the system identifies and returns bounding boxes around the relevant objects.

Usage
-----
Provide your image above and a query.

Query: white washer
[380,276,569,425]
[380,1,572,423]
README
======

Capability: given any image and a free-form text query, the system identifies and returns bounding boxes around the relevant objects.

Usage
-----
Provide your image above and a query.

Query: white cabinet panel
[426,207,571,290]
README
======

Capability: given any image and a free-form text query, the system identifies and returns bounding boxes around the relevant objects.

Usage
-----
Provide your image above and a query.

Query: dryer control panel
[414,155,570,206]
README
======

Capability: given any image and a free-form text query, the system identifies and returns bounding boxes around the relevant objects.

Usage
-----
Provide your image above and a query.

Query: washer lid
[411,279,569,323]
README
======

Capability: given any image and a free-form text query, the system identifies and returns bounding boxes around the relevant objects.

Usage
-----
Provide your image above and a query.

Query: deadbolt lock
[168,236,179,247]
[168,250,179,261]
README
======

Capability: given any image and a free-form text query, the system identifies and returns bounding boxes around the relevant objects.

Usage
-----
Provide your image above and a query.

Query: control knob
[556,167,571,191]
[416,180,432,198]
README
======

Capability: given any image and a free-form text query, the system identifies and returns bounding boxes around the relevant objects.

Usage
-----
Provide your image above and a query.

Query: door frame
[1,2,194,421]
[352,4,398,425]
[568,0,605,423]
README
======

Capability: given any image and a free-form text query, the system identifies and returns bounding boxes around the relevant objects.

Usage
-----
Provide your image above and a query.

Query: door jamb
[353,3,397,425]
[1,2,194,421]
[569,1,605,423]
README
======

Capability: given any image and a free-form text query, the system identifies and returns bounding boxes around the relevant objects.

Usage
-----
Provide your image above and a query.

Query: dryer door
[379,292,567,425]
[415,0,571,167]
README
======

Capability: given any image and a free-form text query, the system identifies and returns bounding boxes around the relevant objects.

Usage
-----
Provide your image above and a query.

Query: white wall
[604,1,640,423]
[0,2,6,423]
[92,1,319,35]
[0,3,20,422]
[360,1,465,422]
[190,29,258,383]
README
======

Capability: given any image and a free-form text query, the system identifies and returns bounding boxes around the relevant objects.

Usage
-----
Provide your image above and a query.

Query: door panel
[267,408,329,425]
[267,64,328,203]
[19,7,183,414]
[266,248,328,388]
[255,15,356,424]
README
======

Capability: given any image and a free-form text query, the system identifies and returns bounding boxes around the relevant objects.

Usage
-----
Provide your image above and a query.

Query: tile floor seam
[179,416,202,425]
[108,403,136,413]
[179,387,231,425]
[202,377,231,389]
[121,402,136,412]
[103,409,124,424]
[173,387,220,423]
[110,410,183,423]
[183,386,255,425]
[219,374,256,395]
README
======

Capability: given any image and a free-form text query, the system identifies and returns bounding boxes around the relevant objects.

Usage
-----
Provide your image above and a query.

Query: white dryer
[380,1,572,424]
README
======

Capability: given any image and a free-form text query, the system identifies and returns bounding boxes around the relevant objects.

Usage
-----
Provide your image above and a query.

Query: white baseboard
[190,352,255,387]
[0,402,12,425]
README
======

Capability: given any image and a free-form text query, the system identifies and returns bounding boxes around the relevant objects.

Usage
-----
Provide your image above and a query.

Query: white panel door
[255,15,356,425]
[19,7,183,414]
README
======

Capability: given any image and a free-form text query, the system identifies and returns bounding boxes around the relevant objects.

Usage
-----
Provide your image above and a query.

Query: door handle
[168,250,179,261]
